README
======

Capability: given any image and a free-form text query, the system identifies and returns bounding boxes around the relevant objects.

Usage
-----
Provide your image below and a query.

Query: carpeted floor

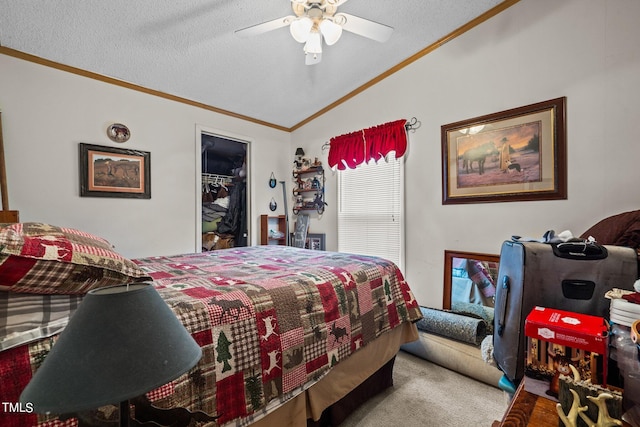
[340,350,508,427]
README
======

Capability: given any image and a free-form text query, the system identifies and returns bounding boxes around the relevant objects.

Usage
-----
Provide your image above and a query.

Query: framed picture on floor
[443,250,500,309]
[307,233,326,251]
[289,233,325,250]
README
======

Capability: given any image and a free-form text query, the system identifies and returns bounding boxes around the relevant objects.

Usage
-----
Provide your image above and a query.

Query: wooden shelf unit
[292,165,325,215]
[260,214,287,245]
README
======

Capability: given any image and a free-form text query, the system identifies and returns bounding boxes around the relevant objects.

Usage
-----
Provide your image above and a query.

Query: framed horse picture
[79,143,151,199]
[441,97,566,204]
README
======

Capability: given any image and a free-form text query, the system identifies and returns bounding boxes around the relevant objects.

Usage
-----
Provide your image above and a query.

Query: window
[337,152,404,270]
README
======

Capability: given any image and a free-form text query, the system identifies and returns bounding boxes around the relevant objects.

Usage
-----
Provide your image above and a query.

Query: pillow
[0,222,150,294]
[613,219,640,249]
[580,210,640,247]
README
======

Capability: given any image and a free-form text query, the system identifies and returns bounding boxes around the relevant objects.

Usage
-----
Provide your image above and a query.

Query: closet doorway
[197,127,250,252]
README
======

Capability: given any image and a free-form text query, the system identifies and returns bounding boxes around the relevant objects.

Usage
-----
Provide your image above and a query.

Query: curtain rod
[404,117,421,132]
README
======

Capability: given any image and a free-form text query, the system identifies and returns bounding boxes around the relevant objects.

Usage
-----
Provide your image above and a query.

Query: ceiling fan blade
[326,0,350,6]
[235,16,294,38]
[335,13,393,43]
[290,0,349,8]
[305,52,322,65]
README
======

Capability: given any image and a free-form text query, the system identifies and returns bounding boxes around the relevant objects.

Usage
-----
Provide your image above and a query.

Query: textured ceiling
[0,0,509,130]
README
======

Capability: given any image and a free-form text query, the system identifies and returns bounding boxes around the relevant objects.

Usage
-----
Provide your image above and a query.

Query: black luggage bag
[493,239,638,384]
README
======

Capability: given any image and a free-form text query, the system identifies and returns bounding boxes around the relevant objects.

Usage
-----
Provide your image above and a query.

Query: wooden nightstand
[493,380,632,427]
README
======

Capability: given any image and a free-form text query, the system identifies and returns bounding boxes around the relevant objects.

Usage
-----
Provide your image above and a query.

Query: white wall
[2,0,638,308]
[292,0,640,307]
[0,55,292,258]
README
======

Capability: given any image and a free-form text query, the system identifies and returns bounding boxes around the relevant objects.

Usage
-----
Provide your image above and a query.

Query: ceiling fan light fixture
[290,16,313,43]
[319,19,342,46]
[235,0,394,65]
[304,31,323,55]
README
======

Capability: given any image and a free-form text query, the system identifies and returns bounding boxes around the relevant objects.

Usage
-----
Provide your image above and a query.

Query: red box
[524,306,609,401]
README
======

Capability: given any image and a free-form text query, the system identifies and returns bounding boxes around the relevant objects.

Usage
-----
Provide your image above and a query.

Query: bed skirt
[245,322,418,427]
[309,355,396,427]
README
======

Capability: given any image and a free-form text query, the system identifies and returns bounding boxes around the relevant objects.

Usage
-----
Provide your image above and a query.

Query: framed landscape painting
[79,143,151,198]
[441,97,566,204]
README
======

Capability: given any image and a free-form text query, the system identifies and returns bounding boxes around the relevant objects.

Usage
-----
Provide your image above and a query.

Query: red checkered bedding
[1,245,421,427]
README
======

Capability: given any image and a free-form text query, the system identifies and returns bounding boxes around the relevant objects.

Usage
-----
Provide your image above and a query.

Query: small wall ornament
[107,123,131,143]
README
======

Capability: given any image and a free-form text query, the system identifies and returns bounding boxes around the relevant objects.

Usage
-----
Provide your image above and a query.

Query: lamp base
[131,396,219,427]
[60,403,131,427]
[119,400,131,427]
[61,396,219,427]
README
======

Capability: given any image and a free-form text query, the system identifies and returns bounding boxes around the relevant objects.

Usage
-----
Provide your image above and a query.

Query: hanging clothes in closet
[201,134,248,251]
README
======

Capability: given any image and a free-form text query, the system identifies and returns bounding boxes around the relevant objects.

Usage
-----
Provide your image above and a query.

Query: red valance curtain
[327,119,407,170]
[327,129,365,171]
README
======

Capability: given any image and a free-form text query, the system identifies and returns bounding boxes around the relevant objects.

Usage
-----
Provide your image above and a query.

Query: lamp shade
[20,283,202,415]
[319,19,342,46]
[295,147,305,156]
[290,16,313,43]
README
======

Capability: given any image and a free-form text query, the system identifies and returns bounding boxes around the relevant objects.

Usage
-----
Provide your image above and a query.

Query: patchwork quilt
[1,245,421,427]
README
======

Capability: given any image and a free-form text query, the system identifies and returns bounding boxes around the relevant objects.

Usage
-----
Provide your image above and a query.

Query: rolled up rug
[416,306,488,346]
[451,301,495,335]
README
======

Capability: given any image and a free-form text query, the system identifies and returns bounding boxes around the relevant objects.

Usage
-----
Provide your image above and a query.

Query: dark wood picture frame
[79,143,151,199]
[441,97,566,204]
[443,250,500,309]
[0,112,19,222]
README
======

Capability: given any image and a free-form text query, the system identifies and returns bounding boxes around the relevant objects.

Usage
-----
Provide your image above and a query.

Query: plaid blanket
[1,246,421,427]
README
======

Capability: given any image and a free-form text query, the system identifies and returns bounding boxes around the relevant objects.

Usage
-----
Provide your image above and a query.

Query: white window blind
[337,152,404,270]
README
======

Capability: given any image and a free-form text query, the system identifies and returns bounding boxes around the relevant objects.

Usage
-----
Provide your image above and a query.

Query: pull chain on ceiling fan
[235,0,393,65]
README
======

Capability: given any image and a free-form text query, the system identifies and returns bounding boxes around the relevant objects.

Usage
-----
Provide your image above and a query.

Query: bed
[0,222,421,427]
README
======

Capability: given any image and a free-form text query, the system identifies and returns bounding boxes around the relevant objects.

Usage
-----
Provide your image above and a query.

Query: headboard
[0,112,19,223]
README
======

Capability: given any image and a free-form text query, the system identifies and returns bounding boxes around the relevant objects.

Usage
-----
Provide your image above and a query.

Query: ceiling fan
[235,0,393,65]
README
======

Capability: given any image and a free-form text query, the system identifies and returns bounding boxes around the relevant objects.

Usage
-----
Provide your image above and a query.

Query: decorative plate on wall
[107,123,131,143]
